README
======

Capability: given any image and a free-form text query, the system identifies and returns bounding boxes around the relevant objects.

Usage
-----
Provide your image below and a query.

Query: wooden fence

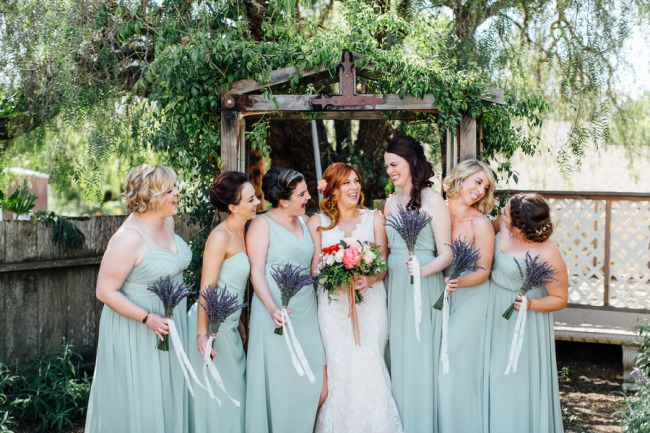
[0,216,196,366]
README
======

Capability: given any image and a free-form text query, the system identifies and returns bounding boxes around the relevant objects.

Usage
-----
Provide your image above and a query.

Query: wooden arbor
[220,52,504,173]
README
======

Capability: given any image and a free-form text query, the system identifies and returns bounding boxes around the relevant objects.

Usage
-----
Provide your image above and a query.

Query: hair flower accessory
[317,179,328,195]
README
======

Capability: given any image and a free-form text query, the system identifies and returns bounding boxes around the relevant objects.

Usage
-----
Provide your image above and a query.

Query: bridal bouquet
[502,252,556,319]
[198,285,247,406]
[147,276,195,351]
[318,239,387,346]
[433,237,484,310]
[270,263,316,382]
[318,239,387,303]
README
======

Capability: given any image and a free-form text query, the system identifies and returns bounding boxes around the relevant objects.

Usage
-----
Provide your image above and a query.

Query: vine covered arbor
[219,52,504,185]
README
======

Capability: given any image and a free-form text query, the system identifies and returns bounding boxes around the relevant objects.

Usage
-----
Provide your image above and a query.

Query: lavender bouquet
[270,263,313,335]
[433,237,484,310]
[147,276,195,351]
[200,285,247,338]
[385,205,432,284]
[502,252,557,319]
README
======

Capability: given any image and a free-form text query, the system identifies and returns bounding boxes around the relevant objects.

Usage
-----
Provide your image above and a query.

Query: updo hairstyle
[386,135,434,210]
[318,163,365,231]
[121,164,177,214]
[261,167,305,208]
[209,171,249,213]
[442,159,496,214]
[509,193,554,242]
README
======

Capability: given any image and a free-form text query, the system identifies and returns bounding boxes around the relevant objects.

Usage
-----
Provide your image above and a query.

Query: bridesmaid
[485,193,567,433]
[383,136,452,433]
[245,167,326,433]
[85,164,191,433]
[187,171,260,433]
[437,159,495,432]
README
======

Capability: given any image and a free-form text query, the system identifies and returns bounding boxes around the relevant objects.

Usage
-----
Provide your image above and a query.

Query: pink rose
[342,247,361,270]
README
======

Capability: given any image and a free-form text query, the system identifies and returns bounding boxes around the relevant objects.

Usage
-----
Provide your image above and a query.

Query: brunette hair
[509,193,554,242]
[261,167,305,208]
[442,159,496,214]
[121,164,177,213]
[318,163,366,231]
[385,135,434,210]
[209,171,249,213]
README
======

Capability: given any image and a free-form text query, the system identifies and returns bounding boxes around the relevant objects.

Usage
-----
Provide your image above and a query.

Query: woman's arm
[196,228,229,358]
[417,190,453,278]
[96,228,169,337]
[246,217,285,328]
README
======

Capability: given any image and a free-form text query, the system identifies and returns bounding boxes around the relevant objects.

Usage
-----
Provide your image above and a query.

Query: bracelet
[142,312,150,324]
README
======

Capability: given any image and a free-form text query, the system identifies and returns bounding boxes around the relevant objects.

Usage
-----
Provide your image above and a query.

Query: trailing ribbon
[440,290,450,374]
[280,308,315,382]
[202,336,241,406]
[504,296,528,375]
[411,254,422,343]
[347,283,361,346]
[167,319,207,397]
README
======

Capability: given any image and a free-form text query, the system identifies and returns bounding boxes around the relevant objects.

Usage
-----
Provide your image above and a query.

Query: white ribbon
[202,336,241,406]
[411,255,422,343]
[167,319,207,397]
[280,308,315,383]
[504,296,528,375]
[440,290,450,374]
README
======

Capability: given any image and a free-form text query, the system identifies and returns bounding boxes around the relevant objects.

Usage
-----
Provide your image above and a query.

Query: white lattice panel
[549,198,606,306]
[609,200,650,309]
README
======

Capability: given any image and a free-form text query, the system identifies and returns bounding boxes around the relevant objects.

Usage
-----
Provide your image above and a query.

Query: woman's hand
[352,275,374,295]
[145,313,169,341]
[197,333,217,359]
[270,307,291,329]
[444,277,459,295]
[513,295,529,312]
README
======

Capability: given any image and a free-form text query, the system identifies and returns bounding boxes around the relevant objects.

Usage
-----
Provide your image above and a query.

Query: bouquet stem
[409,253,415,284]
[433,291,445,310]
[156,308,174,351]
[274,306,288,335]
[502,304,516,320]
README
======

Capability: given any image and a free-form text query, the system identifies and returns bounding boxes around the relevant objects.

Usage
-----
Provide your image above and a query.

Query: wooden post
[458,114,478,161]
[221,110,245,171]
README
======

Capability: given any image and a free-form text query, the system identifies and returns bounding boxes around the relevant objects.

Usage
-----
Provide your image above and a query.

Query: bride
[307,163,403,433]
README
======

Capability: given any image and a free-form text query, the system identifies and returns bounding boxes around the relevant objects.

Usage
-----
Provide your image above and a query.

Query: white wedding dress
[315,209,403,433]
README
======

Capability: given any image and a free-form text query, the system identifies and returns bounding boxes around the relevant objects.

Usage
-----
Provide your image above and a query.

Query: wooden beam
[241,111,437,121]
[228,66,330,94]
[222,94,439,112]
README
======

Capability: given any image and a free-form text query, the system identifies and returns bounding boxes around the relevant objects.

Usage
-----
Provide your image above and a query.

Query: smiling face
[283,180,311,216]
[159,183,179,217]
[230,182,260,221]
[384,152,412,189]
[335,170,362,209]
[460,169,490,206]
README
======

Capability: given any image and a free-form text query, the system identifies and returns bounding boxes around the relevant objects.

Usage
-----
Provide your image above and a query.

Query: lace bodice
[319,209,376,248]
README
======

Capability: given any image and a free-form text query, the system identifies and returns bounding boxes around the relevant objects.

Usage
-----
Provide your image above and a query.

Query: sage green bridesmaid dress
[483,234,564,433]
[436,268,489,432]
[244,215,325,433]
[187,252,249,433]
[385,219,444,433]
[85,234,192,433]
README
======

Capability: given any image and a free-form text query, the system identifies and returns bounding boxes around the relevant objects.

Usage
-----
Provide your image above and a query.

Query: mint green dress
[385,219,443,433]
[85,234,192,433]
[244,215,325,433]
[436,269,489,432]
[484,234,564,433]
[187,252,249,433]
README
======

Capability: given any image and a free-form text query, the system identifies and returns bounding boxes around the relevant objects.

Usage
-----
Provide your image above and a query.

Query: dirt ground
[557,341,626,433]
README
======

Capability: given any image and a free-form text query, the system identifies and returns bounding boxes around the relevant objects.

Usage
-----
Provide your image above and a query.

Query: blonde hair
[443,159,495,214]
[121,164,177,213]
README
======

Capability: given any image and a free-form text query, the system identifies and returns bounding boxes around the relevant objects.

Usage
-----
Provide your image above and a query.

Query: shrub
[619,321,650,432]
